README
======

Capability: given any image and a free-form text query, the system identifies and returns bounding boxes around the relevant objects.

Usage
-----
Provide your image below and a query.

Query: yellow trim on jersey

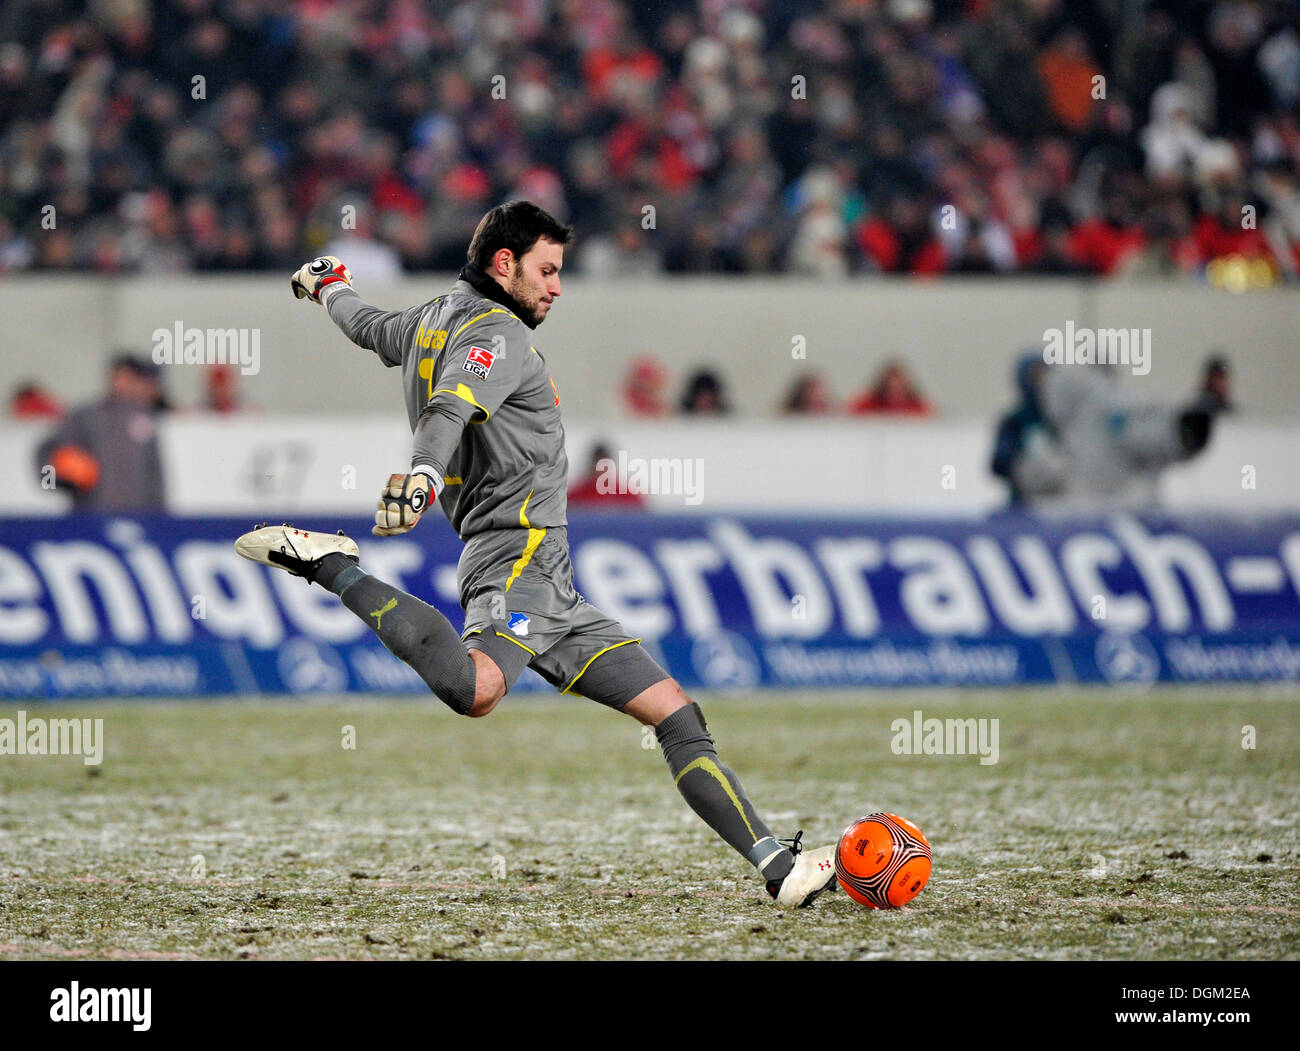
[443,476,463,486]
[674,756,759,844]
[504,526,546,593]
[431,383,490,422]
[560,637,642,695]
[493,630,538,657]
[451,307,516,340]
[501,491,546,592]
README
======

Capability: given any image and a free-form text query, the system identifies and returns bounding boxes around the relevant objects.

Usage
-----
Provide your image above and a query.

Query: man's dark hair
[468,201,573,270]
[109,351,158,378]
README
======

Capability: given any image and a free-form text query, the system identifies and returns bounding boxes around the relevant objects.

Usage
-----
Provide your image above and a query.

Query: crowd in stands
[10,363,247,419]
[620,356,933,416]
[1,0,1297,280]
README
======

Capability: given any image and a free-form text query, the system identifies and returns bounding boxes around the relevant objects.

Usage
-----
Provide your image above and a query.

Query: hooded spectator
[781,373,836,415]
[1193,354,1234,416]
[679,369,730,415]
[991,352,1064,507]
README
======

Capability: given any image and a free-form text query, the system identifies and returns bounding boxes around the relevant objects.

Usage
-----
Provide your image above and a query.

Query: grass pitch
[0,689,1297,960]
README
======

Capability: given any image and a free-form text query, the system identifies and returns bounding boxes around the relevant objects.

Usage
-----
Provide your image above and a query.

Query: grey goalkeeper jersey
[324,278,568,538]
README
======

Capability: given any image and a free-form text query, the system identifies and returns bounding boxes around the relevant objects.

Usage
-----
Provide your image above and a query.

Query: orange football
[835,812,932,908]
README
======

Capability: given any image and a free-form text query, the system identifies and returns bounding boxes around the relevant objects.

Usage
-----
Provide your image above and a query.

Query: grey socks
[313,552,478,715]
[310,553,795,886]
[655,703,794,882]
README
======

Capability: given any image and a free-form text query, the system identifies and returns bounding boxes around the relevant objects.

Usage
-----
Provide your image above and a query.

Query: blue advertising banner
[1,512,1299,698]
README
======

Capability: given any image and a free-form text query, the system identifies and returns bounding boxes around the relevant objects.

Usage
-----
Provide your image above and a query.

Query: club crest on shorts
[507,612,530,637]
[463,345,496,380]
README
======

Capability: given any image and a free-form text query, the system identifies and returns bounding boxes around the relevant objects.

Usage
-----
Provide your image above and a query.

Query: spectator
[786,167,851,277]
[36,354,166,512]
[1256,161,1300,278]
[1027,218,1091,276]
[781,373,835,415]
[1038,29,1103,134]
[1068,190,1147,276]
[679,368,729,415]
[1141,82,1210,182]
[1193,185,1277,268]
[0,214,33,270]
[623,356,670,417]
[1193,354,1234,415]
[10,382,63,419]
[579,220,664,276]
[1118,200,1199,280]
[849,361,933,416]
[567,442,647,509]
[322,203,403,284]
[203,365,243,415]
[990,352,1065,507]
[856,196,946,276]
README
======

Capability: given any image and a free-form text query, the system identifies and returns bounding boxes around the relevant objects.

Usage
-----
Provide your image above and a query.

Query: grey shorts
[457,526,668,708]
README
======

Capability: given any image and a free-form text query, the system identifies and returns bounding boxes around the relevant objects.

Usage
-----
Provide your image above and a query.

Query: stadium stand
[0,0,1296,279]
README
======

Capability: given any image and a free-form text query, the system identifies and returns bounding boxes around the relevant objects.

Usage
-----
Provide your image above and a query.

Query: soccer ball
[835,812,931,909]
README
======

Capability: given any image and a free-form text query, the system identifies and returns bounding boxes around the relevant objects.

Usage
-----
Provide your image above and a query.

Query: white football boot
[234,523,359,578]
[768,831,838,908]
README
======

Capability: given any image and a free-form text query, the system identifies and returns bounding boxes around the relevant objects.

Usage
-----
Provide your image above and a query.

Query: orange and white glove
[373,472,439,536]
[290,256,352,304]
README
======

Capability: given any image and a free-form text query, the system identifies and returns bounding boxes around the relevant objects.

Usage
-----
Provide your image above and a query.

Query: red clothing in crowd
[567,478,648,508]
[1067,219,1146,275]
[856,218,947,276]
[848,391,933,415]
[1193,214,1277,264]
[11,386,65,418]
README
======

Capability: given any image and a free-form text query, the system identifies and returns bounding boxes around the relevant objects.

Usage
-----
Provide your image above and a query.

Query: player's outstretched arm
[289,255,420,367]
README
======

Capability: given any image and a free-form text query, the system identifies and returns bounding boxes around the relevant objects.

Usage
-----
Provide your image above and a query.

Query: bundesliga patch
[463,345,496,380]
[507,612,530,637]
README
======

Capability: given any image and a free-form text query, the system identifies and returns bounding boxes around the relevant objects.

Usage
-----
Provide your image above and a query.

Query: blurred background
[2,0,1299,695]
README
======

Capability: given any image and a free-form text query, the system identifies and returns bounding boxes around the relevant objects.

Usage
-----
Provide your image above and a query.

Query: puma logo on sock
[369,597,398,630]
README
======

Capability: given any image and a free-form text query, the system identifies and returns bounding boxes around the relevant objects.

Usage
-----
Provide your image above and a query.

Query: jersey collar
[456,263,538,329]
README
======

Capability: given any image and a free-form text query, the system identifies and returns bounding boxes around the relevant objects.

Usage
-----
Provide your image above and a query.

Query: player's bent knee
[466,682,505,718]
[622,677,692,727]
[466,697,497,718]
[462,649,507,718]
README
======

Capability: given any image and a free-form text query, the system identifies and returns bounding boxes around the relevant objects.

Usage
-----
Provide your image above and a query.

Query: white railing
[3,416,1294,516]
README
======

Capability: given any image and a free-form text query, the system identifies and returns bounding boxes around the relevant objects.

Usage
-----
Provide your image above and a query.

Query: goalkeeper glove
[291,256,353,304]
[373,472,440,536]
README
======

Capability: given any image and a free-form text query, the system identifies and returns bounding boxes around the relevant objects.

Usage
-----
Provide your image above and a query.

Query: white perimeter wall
[3,275,1295,516]
[2,416,1296,516]
[3,275,1297,420]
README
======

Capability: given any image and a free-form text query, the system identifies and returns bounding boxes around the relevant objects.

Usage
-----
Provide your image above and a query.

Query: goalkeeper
[235,201,836,908]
